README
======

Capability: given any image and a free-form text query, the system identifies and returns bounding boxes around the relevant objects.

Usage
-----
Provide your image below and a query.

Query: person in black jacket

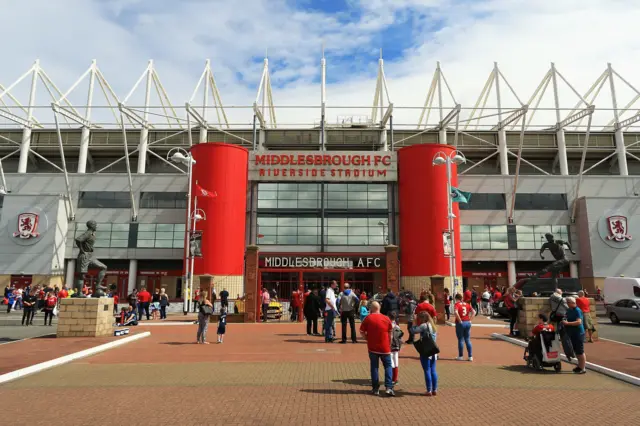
[304,287,322,336]
[381,291,399,317]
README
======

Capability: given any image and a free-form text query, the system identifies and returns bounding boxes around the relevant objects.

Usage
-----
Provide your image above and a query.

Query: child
[359,299,369,322]
[217,306,227,343]
[389,311,404,385]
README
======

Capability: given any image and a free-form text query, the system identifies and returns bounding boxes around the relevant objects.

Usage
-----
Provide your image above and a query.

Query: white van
[603,277,640,305]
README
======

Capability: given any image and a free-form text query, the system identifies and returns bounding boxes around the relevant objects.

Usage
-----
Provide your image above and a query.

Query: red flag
[194,183,217,198]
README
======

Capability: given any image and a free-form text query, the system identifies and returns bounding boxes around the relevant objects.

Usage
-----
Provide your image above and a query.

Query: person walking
[380,290,399,317]
[303,288,321,335]
[576,291,595,343]
[151,288,161,320]
[217,306,227,343]
[339,283,358,344]
[454,293,475,361]
[43,291,57,326]
[443,288,452,321]
[410,311,439,396]
[389,311,404,385]
[159,288,169,320]
[196,298,213,344]
[137,287,151,321]
[404,296,417,344]
[22,291,37,326]
[128,288,138,311]
[504,287,518,336]
[324,281,338,343]
[564,297,587,374]
[261,288,270,322]
[359,302,395,397]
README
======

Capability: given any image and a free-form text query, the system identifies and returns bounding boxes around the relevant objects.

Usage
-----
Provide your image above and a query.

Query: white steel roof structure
[1,55,640,222]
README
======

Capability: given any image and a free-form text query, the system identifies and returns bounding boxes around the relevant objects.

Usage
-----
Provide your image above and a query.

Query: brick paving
[0,322,637,426]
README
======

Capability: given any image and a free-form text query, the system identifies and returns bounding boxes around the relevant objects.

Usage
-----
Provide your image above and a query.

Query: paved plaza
[0,321,638,426]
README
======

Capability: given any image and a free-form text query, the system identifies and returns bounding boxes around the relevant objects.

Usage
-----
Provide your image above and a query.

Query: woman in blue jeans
[454,293,475,361]
[411,311,438,396]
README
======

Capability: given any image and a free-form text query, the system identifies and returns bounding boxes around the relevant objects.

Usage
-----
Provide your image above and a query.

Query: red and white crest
[12,213,40,239]
[606,215,632,242]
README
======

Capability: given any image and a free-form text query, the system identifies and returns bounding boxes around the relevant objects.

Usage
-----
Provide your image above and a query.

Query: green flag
[451,187,471,203]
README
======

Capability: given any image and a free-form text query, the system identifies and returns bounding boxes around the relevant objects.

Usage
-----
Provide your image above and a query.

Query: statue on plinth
[74,220,109,297]
[535,233,576,289]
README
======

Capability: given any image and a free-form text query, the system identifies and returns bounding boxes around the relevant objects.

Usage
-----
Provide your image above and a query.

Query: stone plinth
[518,297,599,340]
[57,298,114,338]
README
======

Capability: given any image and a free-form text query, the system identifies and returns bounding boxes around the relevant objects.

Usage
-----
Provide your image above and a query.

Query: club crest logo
[12,213,40,239]
[606,215,631,242]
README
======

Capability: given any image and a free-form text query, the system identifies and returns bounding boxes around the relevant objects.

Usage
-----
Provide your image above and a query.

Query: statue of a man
[535,233,576,286]
[74,220,108,297]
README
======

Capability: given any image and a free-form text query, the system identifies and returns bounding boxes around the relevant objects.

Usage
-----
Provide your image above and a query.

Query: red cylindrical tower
[398,144,462,278]
[189,143,248,276]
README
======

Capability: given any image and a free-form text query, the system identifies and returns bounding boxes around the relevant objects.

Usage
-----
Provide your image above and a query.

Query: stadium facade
[1,58,640,307]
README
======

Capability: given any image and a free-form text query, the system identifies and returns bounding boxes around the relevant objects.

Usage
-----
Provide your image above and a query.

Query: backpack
[405,300,417,316]
[46,297,56,308]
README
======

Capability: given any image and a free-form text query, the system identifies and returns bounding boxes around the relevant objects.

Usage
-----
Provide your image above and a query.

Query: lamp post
[378,220,389,245]
[168,147,196,314]
[189,206,206,311]
[432,150,466,297]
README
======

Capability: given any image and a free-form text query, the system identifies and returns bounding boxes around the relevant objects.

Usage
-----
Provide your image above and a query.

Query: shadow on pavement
[284,339,327,344]
[162,342,197,346]
[499,364,567,375]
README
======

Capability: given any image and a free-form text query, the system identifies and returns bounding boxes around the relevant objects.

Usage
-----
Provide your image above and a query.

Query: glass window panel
[278,191,297,200]
[297,227,318,236]
[518,241,535,249]
[137,232,156,240]
[260,235,277,244]
[298,183,319,192]
[97,223,112,231]
[515,225,534,234]
[173,240,184,249]
[298,191,318,200]
[258,191,277,200]
[348,235,369,245]
[326,200,347,209]
[277,235,297,244]
[472,225,490,233]
[368,218,387,226]
[298,217,319,226]
[347,191,367,201]
[460,225,472,233]
[348,218,368,227]
[258,183,278,191]
[94,240,110,248]
[137,240,155,248]
[155,239,174,248]
[460,233,472,242]
[369,235,385,245]
[111,232,129,240]
[533,225,552,234]
[326,226,346,236]
[551,225,568,234]
[368,191,387,201]
[461,241,473,249]
[489,225,508,233]
[277,217,297,226]
[491,241,509,250]
[277,200,297,209]
[368,184,387,192]
[517,234,535,242]
[257,217,277,226]
[348,200,368,209]
[156,224,175,232]
[326,183,348,192]
[328,191,348,200]
[348,227,369,236]
[257,199,277,208]
[278,183,298,191]
[298,236,319,245]
[298,199,319,208]
[173,231,185,239]
[327,218,348,226]
[326,235,348,245]
[472,233,490,242]
[111,224,130,232]
[110,240,129,248]
[349,184,368,192]
[278,226,297,236]
[472,241,491,249]
[155,232,174,240]
[367,200,387,209]
[490,233,508,243]
[174,224,186,233]
[258,226,277,236]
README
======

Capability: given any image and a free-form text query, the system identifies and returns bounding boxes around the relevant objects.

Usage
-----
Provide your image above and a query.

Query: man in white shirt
[324,281,338,343]
[481,289,492,315]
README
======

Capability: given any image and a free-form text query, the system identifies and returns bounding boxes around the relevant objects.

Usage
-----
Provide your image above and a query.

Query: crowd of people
[3,283,63,326]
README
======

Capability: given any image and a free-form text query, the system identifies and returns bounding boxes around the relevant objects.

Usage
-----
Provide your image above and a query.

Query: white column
[258,129,266,150]
[498,130,509,175]
[570,261,579,279]
[137,127,149,173]
[128,259,138,293]
[614,129,628,176]
[380,129,388,151]
[65,259,76,288]
[199,127,208,144]
[507,261,516,287]
[77,127,91,173]
[555,130,569,175]
[18,62,38,174]
[438,129,447,144]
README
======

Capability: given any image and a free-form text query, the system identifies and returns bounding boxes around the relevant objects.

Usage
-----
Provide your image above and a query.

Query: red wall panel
[189,143,248,276]
[398,144,462,277]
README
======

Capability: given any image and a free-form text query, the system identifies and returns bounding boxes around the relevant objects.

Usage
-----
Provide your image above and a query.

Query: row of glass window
[257,183,388,210]
[460,193,568,210]
[78,192,187,209]
[73,223,185,249]
[460,225,569,250]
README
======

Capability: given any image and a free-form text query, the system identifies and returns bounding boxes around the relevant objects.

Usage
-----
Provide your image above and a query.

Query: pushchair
[524,330,562,372]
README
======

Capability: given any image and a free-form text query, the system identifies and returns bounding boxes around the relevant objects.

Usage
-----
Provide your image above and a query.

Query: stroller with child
[523,330,562,372]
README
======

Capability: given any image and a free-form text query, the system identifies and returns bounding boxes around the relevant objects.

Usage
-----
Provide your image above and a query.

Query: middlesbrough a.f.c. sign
[248,151,397,182]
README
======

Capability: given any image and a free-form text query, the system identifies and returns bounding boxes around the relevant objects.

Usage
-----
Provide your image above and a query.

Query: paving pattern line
[0,333,56,346]
[491,332,640,387]
[0,331,151,385]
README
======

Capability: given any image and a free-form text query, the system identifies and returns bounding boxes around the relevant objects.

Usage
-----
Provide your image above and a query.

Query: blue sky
[1,0,640,129]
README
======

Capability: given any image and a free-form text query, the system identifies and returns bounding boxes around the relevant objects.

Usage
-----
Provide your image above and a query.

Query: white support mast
[320,44,326,149]
[372,49,392,150]
[254,55,277,129]
[417,62,458,145]
[188,59,230,144]
[18,61,39,173]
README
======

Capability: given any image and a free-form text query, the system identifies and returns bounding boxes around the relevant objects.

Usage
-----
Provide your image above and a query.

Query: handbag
[413,331,440,358]
[201,305,213,316]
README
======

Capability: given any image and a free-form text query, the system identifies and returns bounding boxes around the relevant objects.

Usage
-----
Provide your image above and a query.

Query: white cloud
[0,0,639,130]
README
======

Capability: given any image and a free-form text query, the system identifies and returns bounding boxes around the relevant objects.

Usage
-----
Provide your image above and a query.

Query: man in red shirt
[463,289,472,303]
[137,287,151,321]
[58,286,68,300]
[360,301,394,397]
[454,293,474,361]
[576,291,595,343]
[415,295,437,325]
[291,289,302,322]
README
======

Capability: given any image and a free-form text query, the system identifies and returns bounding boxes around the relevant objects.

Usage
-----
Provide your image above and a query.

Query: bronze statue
[535,232,576,288]
[74,220,108,297]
